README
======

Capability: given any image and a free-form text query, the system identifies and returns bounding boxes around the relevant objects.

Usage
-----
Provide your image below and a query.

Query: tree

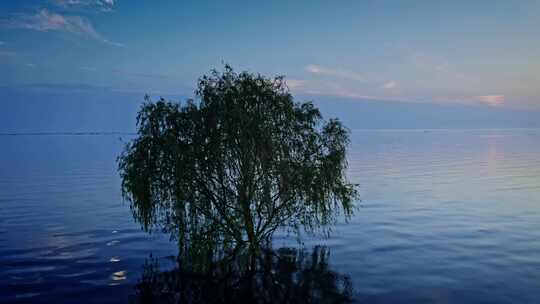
[118,65,358,258]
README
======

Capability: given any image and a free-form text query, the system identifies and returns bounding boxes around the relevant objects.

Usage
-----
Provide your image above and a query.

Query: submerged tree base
[130,246,353,304]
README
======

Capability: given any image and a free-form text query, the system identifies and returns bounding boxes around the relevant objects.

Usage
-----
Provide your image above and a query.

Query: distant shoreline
[1,128,539,136]
[0,132,136,136]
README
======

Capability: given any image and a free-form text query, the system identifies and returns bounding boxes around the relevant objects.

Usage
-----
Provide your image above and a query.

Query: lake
[1,129,540,303]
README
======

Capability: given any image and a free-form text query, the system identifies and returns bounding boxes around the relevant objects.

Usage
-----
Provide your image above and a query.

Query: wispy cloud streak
[381,81,397,89]
[1,9,123,47]
[305,64,365,82]
[285,79,306,89]
[477,95,505,107]
[54,0,116,12]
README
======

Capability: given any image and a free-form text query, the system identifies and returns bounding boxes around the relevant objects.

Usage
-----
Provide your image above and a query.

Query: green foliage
[118,65,358,256]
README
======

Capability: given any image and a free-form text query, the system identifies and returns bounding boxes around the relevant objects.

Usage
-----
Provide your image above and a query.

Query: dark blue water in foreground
[1,129,540,303]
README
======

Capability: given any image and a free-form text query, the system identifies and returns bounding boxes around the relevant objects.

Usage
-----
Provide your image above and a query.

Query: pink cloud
[477,95,505,107]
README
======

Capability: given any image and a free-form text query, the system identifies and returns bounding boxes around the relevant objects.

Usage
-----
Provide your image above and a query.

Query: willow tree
[118,65,357,257]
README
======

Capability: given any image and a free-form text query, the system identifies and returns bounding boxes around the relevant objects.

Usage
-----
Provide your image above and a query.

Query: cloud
[25,63,36,68]
[54,0,116,12]
[305,64,364,82]
[305,88,371,99]
[0,41,4,46]
[381,81,397,89]
[300,81,372,99]
[54,0,82,7]
[477,95,505,107]
[285,79,306,89]
[2,9,123,47]
[97,0,115,11]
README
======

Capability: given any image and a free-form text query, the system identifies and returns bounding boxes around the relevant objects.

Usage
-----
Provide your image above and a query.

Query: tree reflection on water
[131,246,352,304]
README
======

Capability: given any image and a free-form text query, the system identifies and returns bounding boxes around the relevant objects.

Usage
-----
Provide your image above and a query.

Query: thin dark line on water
[0,132,136,136]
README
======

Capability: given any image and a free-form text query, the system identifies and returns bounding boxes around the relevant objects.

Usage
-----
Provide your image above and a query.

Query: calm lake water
[1,129,540,303]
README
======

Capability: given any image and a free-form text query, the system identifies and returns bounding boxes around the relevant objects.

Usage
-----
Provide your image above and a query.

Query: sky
[0,0,539,132]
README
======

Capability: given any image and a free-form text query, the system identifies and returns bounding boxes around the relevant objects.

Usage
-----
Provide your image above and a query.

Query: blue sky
[1,0,539,110]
